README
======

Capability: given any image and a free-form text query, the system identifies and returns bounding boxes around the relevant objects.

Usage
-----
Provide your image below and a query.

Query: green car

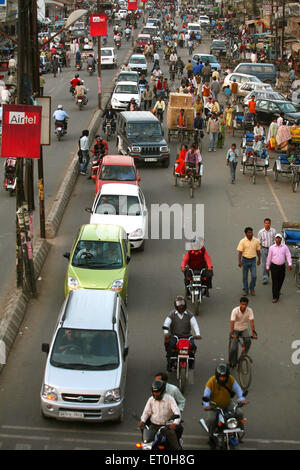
[64,224,130,303]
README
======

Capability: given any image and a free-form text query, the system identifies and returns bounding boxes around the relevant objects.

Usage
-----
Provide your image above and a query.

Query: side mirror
[85,207,92,213]
[123,346,129,360]
[42,343,49,354]
[63,252,70,259]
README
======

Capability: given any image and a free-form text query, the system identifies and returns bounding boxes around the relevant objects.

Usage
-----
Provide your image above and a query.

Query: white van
[187,23,202,41]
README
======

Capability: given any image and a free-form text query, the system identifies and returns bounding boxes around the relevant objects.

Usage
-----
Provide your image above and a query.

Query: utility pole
[97,0,102,110]
[281,0,286,58]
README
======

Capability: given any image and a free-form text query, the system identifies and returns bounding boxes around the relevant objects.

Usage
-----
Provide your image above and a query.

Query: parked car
[255,99,300,124]
[40,289,128,423]
[101,47,117,68]
[63,223,130,303]
[128,54,148,75]
[237,81,273,97]
[111,81,141,111]
[243,90,286,107]
[210,39,227,56]
[40,55,51,73]
[222,72,262,90]
[88,184,148,251]
[233,62,277,84]
[115,71,140,85]
[95,155,141,196]
[116,111,170,167]
[191,53,220,71]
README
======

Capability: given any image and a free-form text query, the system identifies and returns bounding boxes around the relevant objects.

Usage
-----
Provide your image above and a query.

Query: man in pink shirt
[266,233,293,303]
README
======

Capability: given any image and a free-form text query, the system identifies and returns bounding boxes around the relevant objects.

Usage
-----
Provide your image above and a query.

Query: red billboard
[90,14,107,37]
[128,0,137,10]
[1,104,42,159]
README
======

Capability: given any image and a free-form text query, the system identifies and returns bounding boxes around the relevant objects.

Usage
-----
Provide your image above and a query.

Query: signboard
[1,105,42,159]
[128,0,137,11]
[90,13,107,37]
[0,0,7,6]
[36,96,51,146]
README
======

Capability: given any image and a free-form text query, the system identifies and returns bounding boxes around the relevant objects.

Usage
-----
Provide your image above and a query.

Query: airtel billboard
[1,104,42,159]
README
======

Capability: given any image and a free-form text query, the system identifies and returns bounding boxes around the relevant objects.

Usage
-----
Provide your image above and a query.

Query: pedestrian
[248,96,256,116]
[257,218,277,285]
[217,112,226,148]
[142,84,154,111]
[201,61,211,84]
[266,233,293,303]
[52,55,59,78]
[276,120,292,152]
[66,48,71,67]
[210,77,220,101]
[79,129,90,176]
[226,143,239,183]
[1,85,11,104]
[230,78,238,103]
[228,296,257,368]
[224,85,232,104]
[202,81,211,107]
[224,103,234,133]
[237,227,261,296]
[207,113,219,152]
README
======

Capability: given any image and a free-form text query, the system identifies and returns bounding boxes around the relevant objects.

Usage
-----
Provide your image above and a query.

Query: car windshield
[72,240,123,269]
[189,26,200,31]
[278,102,298,113]
[115,84,138,94]
[95,195,141,216]
[50,329,119,370]
[130,56,146,64]
[212,41,225,47]
[195,55,217,64]
[102,49,112,56]
[100,165,136,181]
[128,122,162,137]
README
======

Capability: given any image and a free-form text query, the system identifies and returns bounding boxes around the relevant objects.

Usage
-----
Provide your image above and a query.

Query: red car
[95,155,141,196]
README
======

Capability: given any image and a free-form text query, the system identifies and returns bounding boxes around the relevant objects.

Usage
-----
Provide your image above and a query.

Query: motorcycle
[76,95,84,110]
[91,152,105,181]
[103,37,108,46]
[125,31,131,41]
[166,335,198,394]
[136,415,183,450]
[88,65,94,76]
[75,61,82,71]
[185,267,210,314]
[114,36,122,49]
[104,119,114,141]
[184,163,201,199]
[54,120,67,141]
[3,157,17,196]
[200,397,247,450]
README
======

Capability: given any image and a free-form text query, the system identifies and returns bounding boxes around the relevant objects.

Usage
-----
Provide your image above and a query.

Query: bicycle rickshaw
[173,161,203,198]
[282,222,300,288]
[273,154,300,192]
[241,132,269,184]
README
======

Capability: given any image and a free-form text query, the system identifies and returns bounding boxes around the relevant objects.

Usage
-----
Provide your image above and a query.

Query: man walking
[79,129,90,175]
[257,218,276,284]
[266,233,293,303]
[237,227,261,296]
[226,143,239,183]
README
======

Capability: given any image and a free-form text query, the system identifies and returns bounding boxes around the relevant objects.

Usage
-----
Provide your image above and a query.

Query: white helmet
[57,104,63,110]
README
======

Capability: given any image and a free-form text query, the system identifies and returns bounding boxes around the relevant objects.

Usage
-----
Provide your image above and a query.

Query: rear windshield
[130,56,146,64]
[237,64,274,74]
[212,41,225,47]
[100,165,136,181]
[102,49,112,56]
[117,73,138,82]
[51,329,119,370]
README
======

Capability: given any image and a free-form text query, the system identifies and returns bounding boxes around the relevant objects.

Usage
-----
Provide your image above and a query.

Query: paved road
[0,23,136,304]
[0,29,300,452]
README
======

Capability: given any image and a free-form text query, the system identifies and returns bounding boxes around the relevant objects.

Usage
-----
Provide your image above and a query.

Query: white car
[89,184,148,251]
[101,47,117,68]
[111,81,141,111]
[243,90,286,107]
[238,81,274,97]
[198,16,210,25]
[222,72,262,90]
[128,54,147,75]
[118,9,128,20]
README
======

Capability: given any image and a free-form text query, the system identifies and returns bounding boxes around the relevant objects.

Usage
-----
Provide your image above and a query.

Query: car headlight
[104,388,121,403]
[111,279,124,291]
[42,384,58,401]
[227,418,238,429]
[131,146,141,152]
[160,146,169,152]
[129,228,143,239]
[68,276,79,288]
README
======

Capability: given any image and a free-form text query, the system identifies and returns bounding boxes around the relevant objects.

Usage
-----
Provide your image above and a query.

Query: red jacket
[181,248,213,271]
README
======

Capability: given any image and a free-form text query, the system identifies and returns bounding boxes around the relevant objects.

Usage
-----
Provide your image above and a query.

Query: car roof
[101,47,114,51]
[80,224,124,242]
[100,183,140,196]
[63,289,118,330]
[138,34,151,37]
[120,110,159,122]
[115,81,139,86]
[118,71,139,75]
[229,72,261,78]
[102,155,134,166]
[129,54,145,58]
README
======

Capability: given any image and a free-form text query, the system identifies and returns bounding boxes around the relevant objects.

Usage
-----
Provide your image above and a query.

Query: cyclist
[228,297,257,368]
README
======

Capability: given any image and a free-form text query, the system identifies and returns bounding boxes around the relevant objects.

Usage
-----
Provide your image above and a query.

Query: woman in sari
[175,144,188,175]
[276,121,291,152]
[224,104,234,133]
[217,112,226,148]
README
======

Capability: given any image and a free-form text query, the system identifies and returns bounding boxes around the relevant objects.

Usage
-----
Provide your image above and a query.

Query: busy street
[0,0,300,454]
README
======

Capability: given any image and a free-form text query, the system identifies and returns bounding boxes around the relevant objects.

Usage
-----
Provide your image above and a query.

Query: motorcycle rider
[70,73,81,94]
[163,296,201,371]
[138,380,182,450]
[93,135,108,157]
[75,50,82,68]
[102,104,117,133]
[87,54,96,72]
[124,26,131,40]
[181,237,213,297]
[53,104,69,130]
[74,80,88,105]
[153,95,165,122]
[203,363,248,448]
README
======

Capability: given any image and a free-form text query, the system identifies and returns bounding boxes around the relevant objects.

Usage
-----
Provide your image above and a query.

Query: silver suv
[40,289,129,423]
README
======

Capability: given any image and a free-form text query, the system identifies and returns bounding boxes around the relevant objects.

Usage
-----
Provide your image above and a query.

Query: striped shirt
[257,227,276,248]
[141,394,181,426]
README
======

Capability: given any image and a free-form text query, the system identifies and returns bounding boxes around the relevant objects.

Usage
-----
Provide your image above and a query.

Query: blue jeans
[80,150,90,174]
[209,132,218,151]
[242,257,257,293]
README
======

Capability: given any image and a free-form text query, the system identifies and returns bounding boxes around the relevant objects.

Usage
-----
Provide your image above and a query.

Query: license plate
[144,158,157,162]
[59,411,84,419]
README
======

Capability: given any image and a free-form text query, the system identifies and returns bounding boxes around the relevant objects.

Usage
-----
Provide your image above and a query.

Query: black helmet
[215,363,230,383]
[174,295,186,310]
[151,379,166,400]
[75,73,79,78]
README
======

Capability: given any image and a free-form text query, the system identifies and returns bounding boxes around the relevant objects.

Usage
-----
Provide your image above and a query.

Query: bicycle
[228,334,255,391]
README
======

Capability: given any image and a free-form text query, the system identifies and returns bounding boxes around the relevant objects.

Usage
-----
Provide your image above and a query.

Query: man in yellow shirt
[237,227,261,296]
[202,363,248,447]
[289,121,300,143]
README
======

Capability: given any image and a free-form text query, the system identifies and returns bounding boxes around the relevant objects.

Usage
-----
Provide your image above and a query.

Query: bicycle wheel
[190,176,194,198]
[295,260,300,288]
[237,354,252,390]
[292,171,298,192]
[252,165,256,185]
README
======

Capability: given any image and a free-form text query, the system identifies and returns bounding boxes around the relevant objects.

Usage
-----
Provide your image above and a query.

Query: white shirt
[254,125,264,137]
[80,135,89,151]
[141,394,181,426]
[257,227,276,248]
[163,310,200,336]
[231,306,254,332]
